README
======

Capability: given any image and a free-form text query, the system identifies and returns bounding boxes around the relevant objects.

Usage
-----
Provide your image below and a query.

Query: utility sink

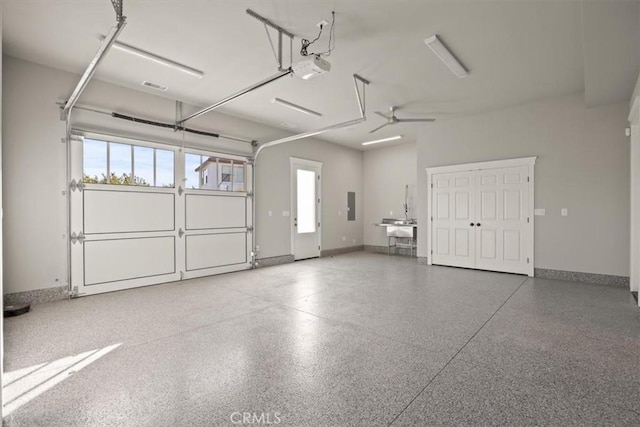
[382,218,417,225]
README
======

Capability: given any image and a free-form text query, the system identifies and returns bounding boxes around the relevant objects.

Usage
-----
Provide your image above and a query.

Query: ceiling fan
[370,106,435,133]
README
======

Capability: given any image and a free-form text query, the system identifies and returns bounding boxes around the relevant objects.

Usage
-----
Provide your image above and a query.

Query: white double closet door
[431,164,532,275]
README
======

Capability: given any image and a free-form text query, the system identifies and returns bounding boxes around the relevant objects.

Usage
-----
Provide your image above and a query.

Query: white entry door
[69,132,252,296]
[428,158,535,276]
[291,158,322,260]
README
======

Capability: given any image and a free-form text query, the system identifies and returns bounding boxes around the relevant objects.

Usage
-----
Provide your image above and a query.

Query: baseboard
[4,285,69,306]
[534,268,629,287]
[364,245,415,257]
[255,254,295,268]
[321,245,364,257]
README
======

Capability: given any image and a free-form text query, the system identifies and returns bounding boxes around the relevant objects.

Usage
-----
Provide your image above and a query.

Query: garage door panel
[185,194,246,230]
[186,233,247,271]
[84,236,175,285]
[84,190,174,234]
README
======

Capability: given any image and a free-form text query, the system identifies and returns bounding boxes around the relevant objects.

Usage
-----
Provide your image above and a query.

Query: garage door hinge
[431,250,433,255]
[178,186,184,196]
[246,192,253,198]
[178,228,184,238]
[527,257,530,264]
[70,232,85,244]
[246,226,253,233]
[527,217,530,223]
[527,176,530,182]
[431,183,433,188]
[69,179,85,192]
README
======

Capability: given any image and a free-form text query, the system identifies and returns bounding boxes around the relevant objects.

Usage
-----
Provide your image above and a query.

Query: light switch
[534,209,545,216]
[561,208,568,216]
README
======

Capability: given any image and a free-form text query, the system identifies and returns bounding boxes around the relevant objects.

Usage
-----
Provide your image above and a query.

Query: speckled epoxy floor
[3,252,640,426]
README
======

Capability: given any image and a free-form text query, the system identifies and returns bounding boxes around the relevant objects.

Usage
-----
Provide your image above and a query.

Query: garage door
[69,132,252,296]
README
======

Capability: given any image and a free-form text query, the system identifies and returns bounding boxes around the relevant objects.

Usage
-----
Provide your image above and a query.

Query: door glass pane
[133,146,153,186]
[109,142,132,184]
[185,153,202,189]
[297,169,316,234]
[83,139,107,183]
[156,149,175,188]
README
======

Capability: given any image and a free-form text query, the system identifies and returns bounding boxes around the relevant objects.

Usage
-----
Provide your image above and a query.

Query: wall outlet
[282,211,290,217]
[561,208,568,216]
[534,209,545,216]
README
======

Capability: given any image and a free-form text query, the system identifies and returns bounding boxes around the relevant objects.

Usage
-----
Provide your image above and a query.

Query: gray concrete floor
[3,251,639,426]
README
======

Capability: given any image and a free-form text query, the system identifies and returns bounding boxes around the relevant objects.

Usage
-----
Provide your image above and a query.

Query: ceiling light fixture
[361,135,403,146]
[272,98,323,117]
[142,81,168,92]
[424,35,468,78]
[105,38,204,79]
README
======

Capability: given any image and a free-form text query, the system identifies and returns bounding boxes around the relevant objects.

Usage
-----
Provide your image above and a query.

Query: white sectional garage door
[69,132,252,296]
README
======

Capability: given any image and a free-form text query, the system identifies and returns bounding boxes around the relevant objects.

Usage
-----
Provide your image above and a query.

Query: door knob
[476,223,481,227]
[470,223,475,227]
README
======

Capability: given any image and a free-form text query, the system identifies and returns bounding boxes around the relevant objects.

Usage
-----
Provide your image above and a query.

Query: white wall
[2,56,363,294]
[630,73,640,299]
[363,142,416,247]
[256,141,363,259]
[417,93,630,277]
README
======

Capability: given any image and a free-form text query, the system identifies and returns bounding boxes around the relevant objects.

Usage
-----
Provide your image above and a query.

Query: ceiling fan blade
[374,111,391,119]
[396,118,435,123]
[369,123,391,133]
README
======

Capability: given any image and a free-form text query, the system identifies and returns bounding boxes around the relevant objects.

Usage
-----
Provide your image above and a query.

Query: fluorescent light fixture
[424,35,468,78]
[106,38,204,79]
[272,98,322,117]
[361,135,403,146]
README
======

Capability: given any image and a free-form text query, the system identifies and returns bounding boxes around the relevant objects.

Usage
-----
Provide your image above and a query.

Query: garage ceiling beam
[61,0,127,120]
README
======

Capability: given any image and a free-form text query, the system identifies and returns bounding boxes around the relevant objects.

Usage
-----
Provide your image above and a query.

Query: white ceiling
[3,0,639,150]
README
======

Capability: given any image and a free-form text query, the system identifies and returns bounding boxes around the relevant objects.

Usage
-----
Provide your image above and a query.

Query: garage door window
[185,153,246,192]
[83,138,175,187]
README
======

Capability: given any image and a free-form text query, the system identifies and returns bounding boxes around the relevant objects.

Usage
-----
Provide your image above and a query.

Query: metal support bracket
[61,2,127,120]
[110,0,125,22]
[70,179,86,192]
[70,232,86,245]
[254,73,370,159]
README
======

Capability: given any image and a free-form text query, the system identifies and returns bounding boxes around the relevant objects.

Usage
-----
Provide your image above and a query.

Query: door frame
[290,157,323,259]
[426,156,536,276]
